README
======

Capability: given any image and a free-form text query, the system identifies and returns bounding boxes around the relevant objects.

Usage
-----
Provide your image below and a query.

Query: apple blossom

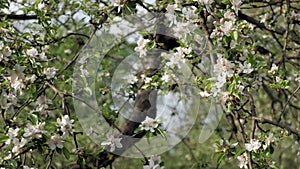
[245,139,261,152]
[26,48,38,57]
[57,115,74,137]
[139,116,160,133]
[23,122,47,139]
[135,37,150,57]
[101,135,123,152]
[47,134,64,150]
[237,153,248,169]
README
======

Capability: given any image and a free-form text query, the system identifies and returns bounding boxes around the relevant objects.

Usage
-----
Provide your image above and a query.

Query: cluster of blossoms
[47,115,75,150]
[211,11,237,38]
[164,47,191,68]
[139,116,161,133]
[4,121,47,157]
[143,155,164,169]
[237,134,275,168]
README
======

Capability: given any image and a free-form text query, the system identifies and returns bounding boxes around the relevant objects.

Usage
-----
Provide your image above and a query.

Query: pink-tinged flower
[220,21,234,36]
[26,48,38,57]
[245,139,261,152]
[44,67,58,79]
[224,11,236,21]
[3,46,12,57]
[101,135,123,152]
[48,134,64,150]
[237,153,248,169]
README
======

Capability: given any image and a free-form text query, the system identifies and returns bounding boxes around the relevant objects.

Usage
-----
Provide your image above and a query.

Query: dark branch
[0,14,38,20]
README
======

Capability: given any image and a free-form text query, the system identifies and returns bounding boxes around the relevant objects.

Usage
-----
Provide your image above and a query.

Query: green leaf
[28,114,38,125]
[217,153,226,165]
[62,147,70,160]
[0,134,9,143]
[233,31,238,41]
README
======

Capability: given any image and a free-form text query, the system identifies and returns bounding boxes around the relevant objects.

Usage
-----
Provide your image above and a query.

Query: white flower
[199,90,211,98]
[275,76,281,82]
[135,38,150,57]
[195,0,213,5]
[8,70,25,95]
[245,139,261,152]
[141,74,152,84]
[139,116,160,133]
[214,55,234,77]
[6,127,20,145]
[111,0,122,12]
[26,48,38,57]
[101,135,123,152]
[48,134,64,150]
[237,153,248,169]
[263,133,275,150]
[173,22,194,39]
[268,63,278,74]
[57,115,74,137]
[143,155,164,169]
[23,122,47,139]
[161,73,174,83]
[176,47,192,55]
[165,49,186,68]
[64,49,72,54]
[125,74,138,84]
[239,62,253,74]
[231,0,242,14]
[23,166,35,169]
[182,7,198,21]
[166,4,177,13]
[260,13,268,23]
[12,138,27,154]
[220,21,234,36]
[44,67,58,79]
